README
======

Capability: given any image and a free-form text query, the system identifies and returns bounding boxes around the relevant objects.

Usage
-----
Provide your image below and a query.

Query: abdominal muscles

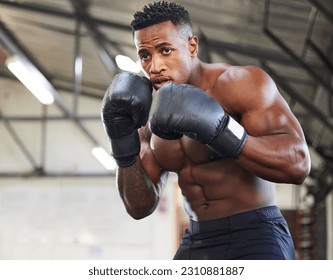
[152,135,275,221]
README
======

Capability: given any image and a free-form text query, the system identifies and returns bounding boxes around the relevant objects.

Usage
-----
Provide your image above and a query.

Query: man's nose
[150,55,166,74]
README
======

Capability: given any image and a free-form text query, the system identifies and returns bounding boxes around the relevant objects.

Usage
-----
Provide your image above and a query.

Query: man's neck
[189,59,204,85]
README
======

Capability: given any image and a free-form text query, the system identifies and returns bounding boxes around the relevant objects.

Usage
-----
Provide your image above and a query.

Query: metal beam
[73,19,83,115]
[308,0,333,24]
[307,39,333,74]
[263,0,333,97]
[0,0,131,31]
[1,110,39,169]
[40,105,47,173]
[208,38,294,65]
[0,172,115,178]
[0,115,101,121]
[70,0,121,73]
[264,28,333,96]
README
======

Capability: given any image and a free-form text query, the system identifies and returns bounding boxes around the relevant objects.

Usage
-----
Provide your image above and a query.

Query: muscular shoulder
[211,65,278,116]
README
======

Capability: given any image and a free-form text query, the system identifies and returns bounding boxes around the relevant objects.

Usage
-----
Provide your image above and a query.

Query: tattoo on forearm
[118,163,158,215]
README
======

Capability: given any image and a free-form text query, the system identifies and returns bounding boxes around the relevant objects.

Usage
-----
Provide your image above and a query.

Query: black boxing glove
[101,72,153,166]
[149,83,247,158]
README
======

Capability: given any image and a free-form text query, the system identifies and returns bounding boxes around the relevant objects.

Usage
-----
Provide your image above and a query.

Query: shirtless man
[101,1,311,259]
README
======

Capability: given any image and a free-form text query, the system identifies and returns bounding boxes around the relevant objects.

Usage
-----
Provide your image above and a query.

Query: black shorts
[173,206,295,260]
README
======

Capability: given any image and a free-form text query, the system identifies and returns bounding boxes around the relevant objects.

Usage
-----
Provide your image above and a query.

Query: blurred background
[0,0,332,260]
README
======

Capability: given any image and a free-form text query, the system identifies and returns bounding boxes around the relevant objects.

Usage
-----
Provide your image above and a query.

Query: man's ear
[188,36,199,57]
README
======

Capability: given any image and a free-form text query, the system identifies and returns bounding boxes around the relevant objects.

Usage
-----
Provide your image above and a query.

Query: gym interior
[0,0,332,260]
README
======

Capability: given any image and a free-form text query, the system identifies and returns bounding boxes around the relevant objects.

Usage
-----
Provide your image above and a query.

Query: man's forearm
[117,160,160,219]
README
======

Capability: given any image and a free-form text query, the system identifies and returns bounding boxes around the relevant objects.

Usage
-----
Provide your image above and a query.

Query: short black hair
[131,1,192,32]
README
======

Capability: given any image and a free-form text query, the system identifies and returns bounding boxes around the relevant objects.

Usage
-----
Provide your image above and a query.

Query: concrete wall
[0,176,178,260]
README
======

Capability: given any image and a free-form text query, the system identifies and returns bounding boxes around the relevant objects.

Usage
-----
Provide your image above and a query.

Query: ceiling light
[92,146,117,171]
[5,55,55,105]
[115,54,141,73]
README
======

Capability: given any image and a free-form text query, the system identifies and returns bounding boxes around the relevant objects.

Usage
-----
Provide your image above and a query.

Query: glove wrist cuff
[111,130,140,167]
[208,116,247,158]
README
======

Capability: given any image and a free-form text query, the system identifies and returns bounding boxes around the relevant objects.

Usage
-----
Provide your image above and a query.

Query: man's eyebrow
[155,42,173,49]
[138,48,148,55]
[138,42,173,55]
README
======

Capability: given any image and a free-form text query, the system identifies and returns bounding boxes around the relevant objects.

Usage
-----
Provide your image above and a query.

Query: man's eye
[162,48,172,55]
[140,53,150,61]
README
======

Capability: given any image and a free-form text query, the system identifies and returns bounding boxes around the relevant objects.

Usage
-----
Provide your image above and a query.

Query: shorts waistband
[189,206,282,233]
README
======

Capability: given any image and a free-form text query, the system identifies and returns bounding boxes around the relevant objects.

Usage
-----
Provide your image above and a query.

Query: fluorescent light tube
[6,55,55,105]
[92,146,117,171]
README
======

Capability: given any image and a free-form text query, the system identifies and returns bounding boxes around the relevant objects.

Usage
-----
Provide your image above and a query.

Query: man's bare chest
[150,134,216,171]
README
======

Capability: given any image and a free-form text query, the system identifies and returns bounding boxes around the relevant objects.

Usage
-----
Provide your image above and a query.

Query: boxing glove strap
[208,116,247,158]
[111,130,140,167]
